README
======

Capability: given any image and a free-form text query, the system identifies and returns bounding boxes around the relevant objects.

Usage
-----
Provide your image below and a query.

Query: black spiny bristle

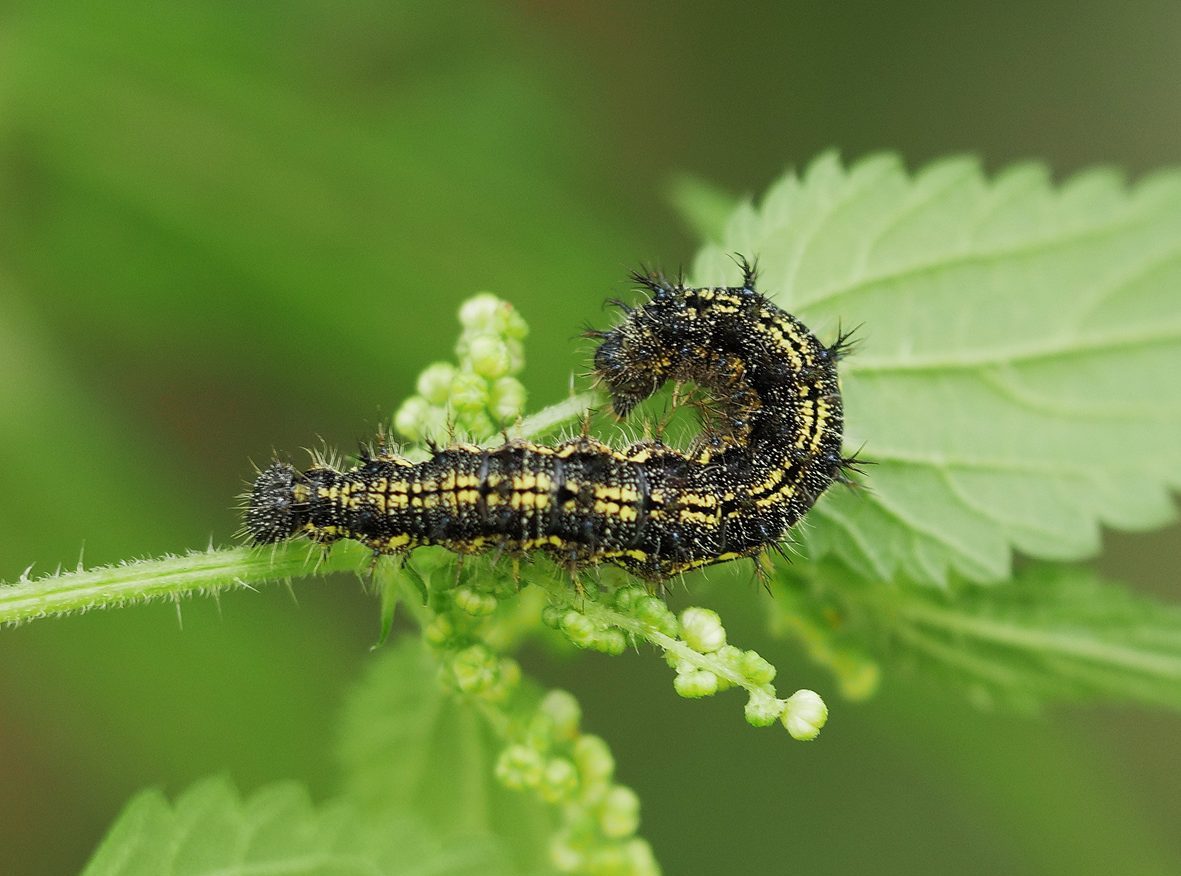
[628,265,676,297]
[834,447,873,487]
[828,321,863,360]
[730,253,759,289]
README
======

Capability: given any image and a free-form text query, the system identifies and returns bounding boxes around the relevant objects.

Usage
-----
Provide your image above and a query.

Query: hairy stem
[575,596,777,699]
[0,543,373,627]
[509,390,604,439]
[0,393,600,629]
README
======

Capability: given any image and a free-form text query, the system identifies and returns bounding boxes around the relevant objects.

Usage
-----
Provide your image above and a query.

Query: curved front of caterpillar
[245,266,848,580]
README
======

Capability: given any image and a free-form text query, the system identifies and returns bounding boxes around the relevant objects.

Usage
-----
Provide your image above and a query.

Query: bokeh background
[2,2,1180,874]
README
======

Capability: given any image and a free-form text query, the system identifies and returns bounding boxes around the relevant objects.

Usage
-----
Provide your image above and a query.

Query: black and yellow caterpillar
[245,260,855,580]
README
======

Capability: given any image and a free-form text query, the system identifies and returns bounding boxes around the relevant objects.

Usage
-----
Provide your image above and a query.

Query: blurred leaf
[694,153,1181,584]
[83,776,516,876]
[667,174,739,245]
[375,574,400,648]
[336,639,557,874]
[0,294,210,571]
[0,0,640,415]
[777,563,1181,711]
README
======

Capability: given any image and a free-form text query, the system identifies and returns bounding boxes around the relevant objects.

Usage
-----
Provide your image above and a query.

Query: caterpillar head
[244,461,303,544]
[593,327,665,417]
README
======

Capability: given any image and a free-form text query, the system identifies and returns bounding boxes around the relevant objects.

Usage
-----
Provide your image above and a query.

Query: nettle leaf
[336,639,557,874]
[83,776,515,876]
[693,153,1181,584]
[776,563,1181,711]
[667,174,739,245]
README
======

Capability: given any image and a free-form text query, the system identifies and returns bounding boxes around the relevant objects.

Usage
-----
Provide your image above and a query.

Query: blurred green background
[2,2,1180,873]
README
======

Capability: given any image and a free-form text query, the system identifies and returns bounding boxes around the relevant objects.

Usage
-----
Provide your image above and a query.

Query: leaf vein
[795,203,1177,312]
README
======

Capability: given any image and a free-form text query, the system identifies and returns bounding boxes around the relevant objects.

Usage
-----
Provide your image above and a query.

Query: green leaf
[375,574,400,648]
[83,776,516,876]
[0,0,641,411]
[666,174,740,244]
[400,558,432,606]
[692,153,1181,584]
[336,640,557,874]
[777,563,1181,711]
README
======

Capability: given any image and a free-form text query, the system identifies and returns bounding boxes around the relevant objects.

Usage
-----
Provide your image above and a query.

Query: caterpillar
[244,259,856,581]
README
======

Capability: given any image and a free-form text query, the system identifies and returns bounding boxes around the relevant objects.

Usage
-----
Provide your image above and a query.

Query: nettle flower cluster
[545,590,827,740]
[386,294,828,876]
[394,292,530,442]
[418,573,658,876]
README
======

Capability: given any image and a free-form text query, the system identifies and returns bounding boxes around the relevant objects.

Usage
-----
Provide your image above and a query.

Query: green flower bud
[506,337,526,373]
[415,362,457,405]
[499,303,528,339]
[782,689,828,741]
[460,411,496,440]
[612,585,647,612]
[573,734,615,786]
[679,607,726,653]
[714,644,742,665]
[541,604,564,628]
[525,712,556,752]
[599,785,641,839]
[549,831,586,874]
[834,654,881,701]
[468,334,512,379]
[458,293,505,333]
[707,645,741,692]
[593,628,628,655]
[451,643,497,694]
[487,656,521,702]
[423,613,455,647]
[540,689,582,741]
[744,691,785,727]
[454,585,498,616]
[395,399,451,443]
[495,743,544,790]
[739,649,777,685]
[393,395,431,442]
[622,838,660,876]
[448,371,488,412]
[586,845,627,876]
[560,610,599,648]
[538,756,580,803]
[490,376,528,421]
[635,596,679,638]
[673,669,718,698]
[421,407,451,441]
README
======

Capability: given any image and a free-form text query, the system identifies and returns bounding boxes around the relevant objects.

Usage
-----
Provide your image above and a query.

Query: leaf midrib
[789,194,1180,312]
[844,323,1181,374]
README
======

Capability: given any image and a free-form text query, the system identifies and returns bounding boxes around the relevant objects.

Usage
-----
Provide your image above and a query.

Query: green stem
[576,597,778,699]
[0,542,371,627]
[509,390,604,439]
